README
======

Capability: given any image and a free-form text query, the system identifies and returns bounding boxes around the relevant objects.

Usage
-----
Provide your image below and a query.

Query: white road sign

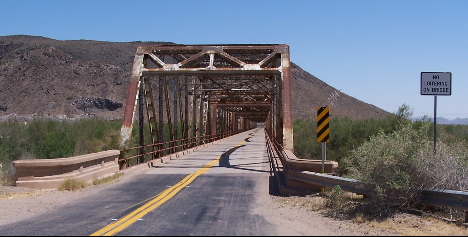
[420,72,452,96]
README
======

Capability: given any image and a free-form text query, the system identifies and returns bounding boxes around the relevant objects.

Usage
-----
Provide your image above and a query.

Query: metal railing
[119,130,244,169]
[265,127,286,186]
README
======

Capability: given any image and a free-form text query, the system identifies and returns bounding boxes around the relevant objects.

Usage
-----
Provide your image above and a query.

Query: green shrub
[24,119,76,159]
[72,119,121,155]
[0,120,27,162]
[326,185,345,209]
[0,118,122,162]
[293,115,399,163]
[341,122,468,215]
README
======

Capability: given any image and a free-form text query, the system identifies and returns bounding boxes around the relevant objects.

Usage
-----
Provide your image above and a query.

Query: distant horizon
[411,116,468,125]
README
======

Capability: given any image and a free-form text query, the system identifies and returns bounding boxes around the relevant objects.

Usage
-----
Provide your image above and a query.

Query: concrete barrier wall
[282,150,339,192]
[284,150,338,173]
[13,150,120,189]
[11,132,242,190]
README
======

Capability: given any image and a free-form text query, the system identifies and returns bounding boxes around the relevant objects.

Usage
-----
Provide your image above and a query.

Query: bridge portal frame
[119,44,294,162]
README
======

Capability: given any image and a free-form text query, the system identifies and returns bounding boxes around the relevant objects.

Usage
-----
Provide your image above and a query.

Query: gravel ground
[1,171,468,236]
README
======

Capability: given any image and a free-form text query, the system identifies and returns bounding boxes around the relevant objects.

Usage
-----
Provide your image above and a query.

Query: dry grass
[0,172,15,186]
[274,191,468,236]
[1,172,126,200]
[275,193,327,212]
[368,213,468,236]
[92,172,124,185]
[0,190,44,199]
[57,178,90,191]
[58,172,125,191]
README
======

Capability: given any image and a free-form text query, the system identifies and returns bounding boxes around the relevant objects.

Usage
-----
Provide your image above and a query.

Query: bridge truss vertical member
[279,45,294,151]
[142,76,158,161]
[119,44,295,158]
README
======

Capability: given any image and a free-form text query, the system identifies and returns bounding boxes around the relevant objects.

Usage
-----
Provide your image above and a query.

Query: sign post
[420,72,452,154]
[317,106,330,174]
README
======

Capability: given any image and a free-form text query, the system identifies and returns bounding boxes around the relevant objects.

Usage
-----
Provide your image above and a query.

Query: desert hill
[0,35,391,122]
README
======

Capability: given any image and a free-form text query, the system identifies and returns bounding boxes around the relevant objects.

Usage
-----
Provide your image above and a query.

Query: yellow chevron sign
[317,107,330,142]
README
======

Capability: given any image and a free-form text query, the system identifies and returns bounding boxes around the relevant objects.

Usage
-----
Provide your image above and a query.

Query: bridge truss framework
[119,44,294,163]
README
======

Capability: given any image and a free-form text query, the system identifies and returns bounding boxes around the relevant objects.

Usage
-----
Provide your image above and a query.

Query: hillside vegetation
[0,104,467,223]
[294,105,468,164]
[294,104,468,219]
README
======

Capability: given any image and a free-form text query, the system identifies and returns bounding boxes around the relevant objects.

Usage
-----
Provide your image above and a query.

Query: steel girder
[119,44,294,152]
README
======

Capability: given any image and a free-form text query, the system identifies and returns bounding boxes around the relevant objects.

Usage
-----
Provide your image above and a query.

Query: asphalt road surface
[0,128,279,236]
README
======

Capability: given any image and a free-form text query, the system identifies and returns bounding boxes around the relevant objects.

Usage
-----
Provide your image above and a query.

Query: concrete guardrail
[11,132,241,190]
[13,150,120,189]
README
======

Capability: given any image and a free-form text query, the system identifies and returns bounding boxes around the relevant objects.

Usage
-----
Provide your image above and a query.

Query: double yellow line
[91,131,255,236]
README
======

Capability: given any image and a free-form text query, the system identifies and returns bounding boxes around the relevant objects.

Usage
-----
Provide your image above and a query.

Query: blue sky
[1,0,467,120]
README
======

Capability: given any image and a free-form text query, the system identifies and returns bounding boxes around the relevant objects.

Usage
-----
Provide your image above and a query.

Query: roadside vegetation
[0,117,123,185]
[0,116,173,186]
[1,104,467,225]
[293,104,468,224]
[293,104,468,164]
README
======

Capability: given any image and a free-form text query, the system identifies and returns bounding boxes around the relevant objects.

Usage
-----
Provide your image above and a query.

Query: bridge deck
[144,128,270,175]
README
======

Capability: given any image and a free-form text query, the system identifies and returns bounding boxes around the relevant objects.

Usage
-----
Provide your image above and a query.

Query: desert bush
[293,115,399,163]
[341,121,468,215]
[326,185,346,209]
[416,140,468,191]
[0,163,15,186]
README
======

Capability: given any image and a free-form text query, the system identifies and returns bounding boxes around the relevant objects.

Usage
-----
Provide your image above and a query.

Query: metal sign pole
[321,141,326,192]
[321,142,326,173]
[434,95,437,155]
[420,72,452,155]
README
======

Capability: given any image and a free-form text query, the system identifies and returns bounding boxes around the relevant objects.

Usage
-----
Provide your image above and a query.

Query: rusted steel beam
[158,76,165,153]
[173,78,179,152]
[141,68,281,76]
[164,81,174,145]
[140,44,280,53]
[198,91,205,138]
[192,82,197,139]
[215,103,271,107]
[210,103,218,136]
[120,50,144,148]
[279,45,294,152]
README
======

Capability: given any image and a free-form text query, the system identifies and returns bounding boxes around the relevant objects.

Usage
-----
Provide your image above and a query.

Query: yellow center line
[90,130,257,236]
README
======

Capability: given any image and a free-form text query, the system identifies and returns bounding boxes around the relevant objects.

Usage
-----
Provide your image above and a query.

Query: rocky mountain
[0,35,392,122]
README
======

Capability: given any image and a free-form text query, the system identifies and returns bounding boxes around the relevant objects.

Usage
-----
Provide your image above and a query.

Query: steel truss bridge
[13,43,467,221]
[118,44,293,167]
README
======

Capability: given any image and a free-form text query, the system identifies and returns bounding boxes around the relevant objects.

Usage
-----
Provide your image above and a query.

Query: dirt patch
[268,194,468,236]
